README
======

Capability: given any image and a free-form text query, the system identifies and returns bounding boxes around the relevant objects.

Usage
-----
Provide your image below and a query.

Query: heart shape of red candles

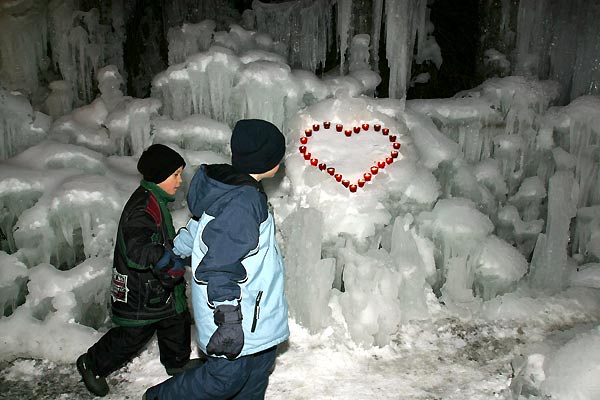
[298,122,402,192]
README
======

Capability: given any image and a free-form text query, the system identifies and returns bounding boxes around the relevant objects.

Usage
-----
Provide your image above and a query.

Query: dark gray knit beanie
[137,144,185,183]
[231,119,286,174]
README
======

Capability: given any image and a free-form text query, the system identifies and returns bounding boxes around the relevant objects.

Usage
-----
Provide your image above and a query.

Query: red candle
[300,136,308,144]
[324,121,331,129]
[382,127,389,135]
[377,160,386,169]
[391,150,398,158]
[349,184,357,192]
[341,179,350,187]
[353,126,360,133]
[386,157,393,164]
[362,123,369,131]
[327,167,335,175]
[393,142,401,149]
[344,129,352,137]
[299,145,306,153]
[318,163,327,170]
[305,128,312,137]
[312,124,320,131]
[304,152,311,160]
[374,124,381,131]
[334,173,343,182]
[357,178,365,187]
[310,158,318,166]
[363,172,372,181]
[336,124,343,132]
[370,166,379,175]
[389,135,396,142]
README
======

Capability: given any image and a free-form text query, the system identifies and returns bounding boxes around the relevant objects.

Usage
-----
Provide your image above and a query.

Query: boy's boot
[165,357,205,376]
[77,353,109,397]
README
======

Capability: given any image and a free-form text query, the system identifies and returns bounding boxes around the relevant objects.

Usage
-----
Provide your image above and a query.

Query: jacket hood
[187,164,263,217]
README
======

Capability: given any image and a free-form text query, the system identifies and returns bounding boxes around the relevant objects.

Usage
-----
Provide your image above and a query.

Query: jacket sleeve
[195,190,262,305]
[120,206,166,270]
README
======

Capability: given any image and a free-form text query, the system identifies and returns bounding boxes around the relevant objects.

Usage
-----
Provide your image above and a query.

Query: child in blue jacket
[144,119,290,400]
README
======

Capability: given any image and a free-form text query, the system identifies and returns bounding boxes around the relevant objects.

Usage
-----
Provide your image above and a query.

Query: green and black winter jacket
[110,180,187,326]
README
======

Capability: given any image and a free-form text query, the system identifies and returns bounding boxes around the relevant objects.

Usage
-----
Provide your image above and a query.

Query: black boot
[77,353,109,397]
[165,357,205,376]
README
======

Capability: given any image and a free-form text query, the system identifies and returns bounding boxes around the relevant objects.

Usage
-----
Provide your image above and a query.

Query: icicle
[337,0,352,75]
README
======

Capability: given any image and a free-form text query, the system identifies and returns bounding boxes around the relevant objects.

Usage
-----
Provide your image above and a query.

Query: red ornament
[318,163,327,170]
[349,184,358,192]
[305,128,312,137]
[357,178,366,187]
[324,121,331,129]
[327,167,335,175]
[389,135,396,142]
[310,158,318,166]
[382,128,389,135]
[362,123,369,131]
[391,150,399,158]
[374,124,381,132]
[299,146,306,153]
[300,137,308,144]
[304,152,311,160]
[363,172,372,181]
[334,173,343,182]
[377,160,386,169]
[312,124,320,131]
[386,157,393,164]
[344,129,352,137]
[370,166,379,175]
[393,142,401,149]
[336,124,343,132]
[341,179,350,187]
[353,126,360,133]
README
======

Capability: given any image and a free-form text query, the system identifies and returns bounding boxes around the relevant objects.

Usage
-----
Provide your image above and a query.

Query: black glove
[153,249,187,289]
[206,304,244,360]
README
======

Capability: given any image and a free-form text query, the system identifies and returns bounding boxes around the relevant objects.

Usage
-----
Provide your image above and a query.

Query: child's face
[157,166,184,195]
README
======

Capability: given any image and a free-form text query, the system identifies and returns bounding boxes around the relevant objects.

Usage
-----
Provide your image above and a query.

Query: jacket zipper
[251,291,263,333]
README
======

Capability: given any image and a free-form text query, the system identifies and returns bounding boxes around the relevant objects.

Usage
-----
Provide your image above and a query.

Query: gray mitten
[206,304,244,360]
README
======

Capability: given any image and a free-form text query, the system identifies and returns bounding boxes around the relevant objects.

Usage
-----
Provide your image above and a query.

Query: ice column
[281,208,335,333]
[529,170,579,292]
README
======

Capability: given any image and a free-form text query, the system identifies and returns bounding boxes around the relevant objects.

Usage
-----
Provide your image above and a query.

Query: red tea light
[391,150,399,158]
[374,123,381,131]
[389,135,397,142]
[310,158,318,166]
[303,152,311,160]
[299,145,306,153]
[357,178,366,187]
[334,173,343,182]
[344,129,352,137]
[349,184,358,192]
[312,124,320,131]
[323,121,331,129]
[336,124,343,132]
[353,126,360,133]
[305,128,312,137]
[318,163,327,170]
[377,160,386,169]
[393,142,401,149]
[362,123,369,131]
[363,172,372,181]
[382,127,389,135]
[370,166,379,175]
[327,167,335,175]
[386,157,393,164]
[341,179,350,187]
[300,136,308,144]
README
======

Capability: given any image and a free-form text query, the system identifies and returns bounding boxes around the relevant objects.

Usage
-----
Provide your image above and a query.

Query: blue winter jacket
[173,164,289,358]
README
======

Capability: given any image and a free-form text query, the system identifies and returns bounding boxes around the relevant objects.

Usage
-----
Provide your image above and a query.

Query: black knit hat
[231,119,286,174]
[137,144,186,184]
